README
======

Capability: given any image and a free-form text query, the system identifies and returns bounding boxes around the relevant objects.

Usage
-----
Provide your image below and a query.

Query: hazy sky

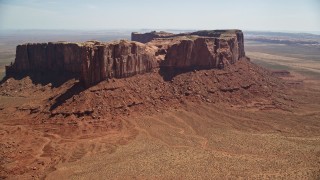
[0,0,319,32]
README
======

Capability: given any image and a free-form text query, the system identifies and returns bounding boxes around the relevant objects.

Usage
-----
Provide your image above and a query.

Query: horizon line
[1,28,320,35]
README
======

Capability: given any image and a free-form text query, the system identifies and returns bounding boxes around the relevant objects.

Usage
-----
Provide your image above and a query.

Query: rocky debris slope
[54,59,290,119]
[1,59,289,122]
[6,40,158,87]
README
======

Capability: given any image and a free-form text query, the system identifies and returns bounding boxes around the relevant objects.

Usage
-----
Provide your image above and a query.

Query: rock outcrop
[8,42,83,74]
[140,30,246,69]
[6,29,247,88]
[6,40,158,87]
[161,37,242,69]
[81,40,158,87]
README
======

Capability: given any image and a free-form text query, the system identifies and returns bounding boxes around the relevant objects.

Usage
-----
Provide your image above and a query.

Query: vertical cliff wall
[6,40,158,87]
[7,30,247,88]
[81,40,158,87]
[8,42,82,74]
[132,30,246,69]
[161,36,242,69]
[161,38,216,68]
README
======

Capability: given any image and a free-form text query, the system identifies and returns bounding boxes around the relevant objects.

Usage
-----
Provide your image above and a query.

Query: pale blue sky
[0,0,319,32]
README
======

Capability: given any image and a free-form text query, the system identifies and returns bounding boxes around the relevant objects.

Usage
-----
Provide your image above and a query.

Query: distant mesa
[131,31,176,43]
[6,30,247,87]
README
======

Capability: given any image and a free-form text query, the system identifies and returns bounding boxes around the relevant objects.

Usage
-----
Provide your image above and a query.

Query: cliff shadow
[159,67,182,81]
[0,71,79,88]
[159,66,215,81]
[49,81,85,111]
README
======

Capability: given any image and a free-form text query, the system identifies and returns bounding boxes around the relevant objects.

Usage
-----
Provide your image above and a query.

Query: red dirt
[1,59,319,179]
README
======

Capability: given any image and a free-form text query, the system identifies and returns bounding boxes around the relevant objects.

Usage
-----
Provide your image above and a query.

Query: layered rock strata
[6,40,158,87]
[81,40,157,87]
[142,30,246,69]
[132,30,245,59]
[160,37,241,69]
[8,42,83,74]
[7,30,247,87]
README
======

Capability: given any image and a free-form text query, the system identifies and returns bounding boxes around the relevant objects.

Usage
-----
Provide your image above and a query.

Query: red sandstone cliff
[81,40,158,87]
[133,30,246,69]
[6,30,247,88]
[133,32,245,70]
[9,42,84,74]
[161,37,243,69]
[6,40,158,87]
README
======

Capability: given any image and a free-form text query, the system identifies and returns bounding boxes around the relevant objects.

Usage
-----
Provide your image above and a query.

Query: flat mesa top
[19,39,144,47]
[132,29,243,42]
[133,29,242,35]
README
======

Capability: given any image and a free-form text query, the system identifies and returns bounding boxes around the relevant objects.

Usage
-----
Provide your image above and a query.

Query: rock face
[6,40,158,87]
[161,38,217,69]
[140,30,246,69]
[8,42,83,74]
[161,37,243,69]
[7,29,247,87]
[81,40,158,87]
